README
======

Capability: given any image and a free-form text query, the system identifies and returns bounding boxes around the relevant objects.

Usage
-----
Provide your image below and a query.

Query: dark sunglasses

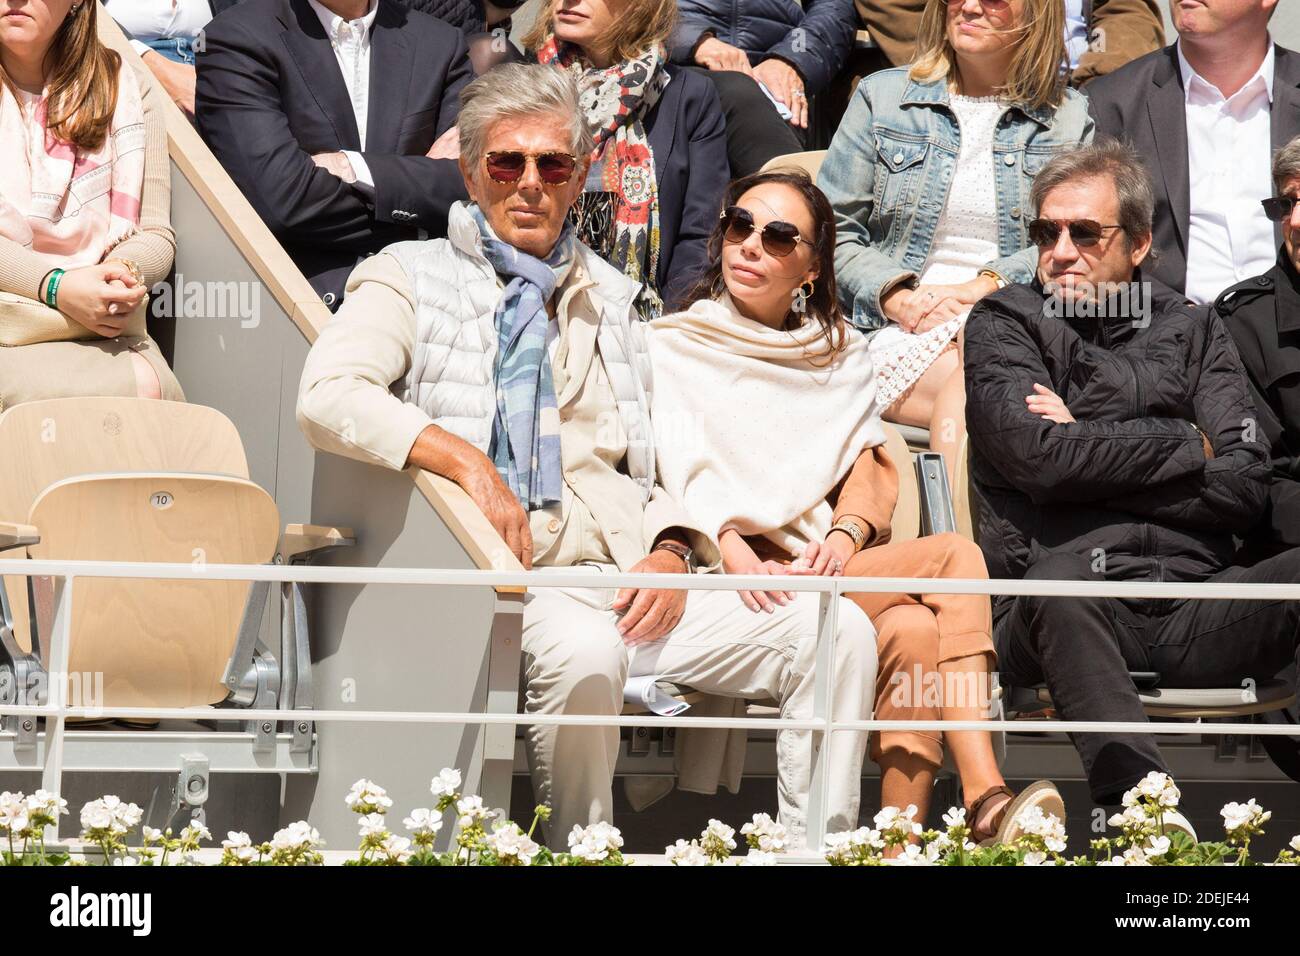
[720,206,812,258]
[1028,218,1125,248]
[484,150,578,186]
[1261,195,1300,221]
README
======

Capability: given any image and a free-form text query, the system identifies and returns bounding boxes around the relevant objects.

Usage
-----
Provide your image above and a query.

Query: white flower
[403,808,443,836]
[700,818,737,859]
[79,804,113,832]
[455,795,494,828]
[180,822,211,844]
[222,831,257,863]
[739,850,777,866]
[1022,851,1047,866]
[1290,834,1300,853]
[484,822,540,866]
[740,812,788,853]
[1144,835,1171,859]
[665,838,711,866]
[112,854,139,866]
[344,778,393,814]
[25,790,67,819]
[822,826,885,864]
[942,807,966,829]
[873,804,923,838]
[1014,804,1067,853]
[925,832,953,863]
[270,820,323,853]
[142,826,163,844]
[1121,846,1152,866]
[357,813,389,838]
[1220,798,1271,836]
[568,821,624,863]
[430,768,462,799]
[378,834,413,864]
[0,791,29,834]
[893,844,929,866]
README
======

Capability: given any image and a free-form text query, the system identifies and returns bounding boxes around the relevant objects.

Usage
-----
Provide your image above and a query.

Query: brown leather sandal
[967,780,1066,847]
[965,785,1015,846]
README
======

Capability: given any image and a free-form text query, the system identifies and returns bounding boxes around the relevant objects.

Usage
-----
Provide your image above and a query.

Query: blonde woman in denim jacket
[818,0,1092,486]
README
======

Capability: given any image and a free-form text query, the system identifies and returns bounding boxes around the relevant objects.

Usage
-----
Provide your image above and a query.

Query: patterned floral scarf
[469,204,575,512]
[537,35,667,319]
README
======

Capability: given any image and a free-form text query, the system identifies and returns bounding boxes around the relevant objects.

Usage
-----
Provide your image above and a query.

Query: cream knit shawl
[647,294,886,556]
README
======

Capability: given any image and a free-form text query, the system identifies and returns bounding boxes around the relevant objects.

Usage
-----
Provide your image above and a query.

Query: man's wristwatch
[977,269,1007,290]
[652,539,695,572]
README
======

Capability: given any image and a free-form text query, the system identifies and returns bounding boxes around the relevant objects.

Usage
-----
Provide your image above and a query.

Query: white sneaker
[1161,809,1198,842]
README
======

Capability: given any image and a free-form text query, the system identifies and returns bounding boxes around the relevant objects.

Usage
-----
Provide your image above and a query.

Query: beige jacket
[297,249,720,571]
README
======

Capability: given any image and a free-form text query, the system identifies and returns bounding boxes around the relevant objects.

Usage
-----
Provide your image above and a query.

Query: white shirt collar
[1177,39,1275,104]
[306,0,379,42]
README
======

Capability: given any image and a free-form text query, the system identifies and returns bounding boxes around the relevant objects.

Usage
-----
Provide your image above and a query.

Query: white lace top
[919,95,1004,286]
[869,95,1007,409]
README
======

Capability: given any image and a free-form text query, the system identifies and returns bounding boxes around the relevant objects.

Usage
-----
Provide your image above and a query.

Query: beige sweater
[0,35,176,300]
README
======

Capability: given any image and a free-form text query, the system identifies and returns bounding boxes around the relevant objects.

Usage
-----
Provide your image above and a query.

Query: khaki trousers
[521,564,878,848]
[842,533,995,768]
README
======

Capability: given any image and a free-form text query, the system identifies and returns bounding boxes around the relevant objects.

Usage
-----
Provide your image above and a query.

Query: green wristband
[44,268,66,310]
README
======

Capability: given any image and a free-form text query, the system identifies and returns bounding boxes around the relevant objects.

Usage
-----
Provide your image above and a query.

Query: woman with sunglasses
[648,168,1064,845]
[519,0,728,319]
[818,0,1092,488]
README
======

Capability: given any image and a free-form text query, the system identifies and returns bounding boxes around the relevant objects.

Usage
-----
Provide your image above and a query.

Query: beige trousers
[521,564,878,848]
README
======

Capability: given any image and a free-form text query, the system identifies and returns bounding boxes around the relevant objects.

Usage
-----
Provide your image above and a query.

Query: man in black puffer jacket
[965,140,1300,806]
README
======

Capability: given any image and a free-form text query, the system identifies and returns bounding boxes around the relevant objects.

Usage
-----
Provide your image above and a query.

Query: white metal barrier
[2,557,1298,848]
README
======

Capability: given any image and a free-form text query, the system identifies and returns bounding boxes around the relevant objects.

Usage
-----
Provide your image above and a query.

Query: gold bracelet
[830,520,867,553]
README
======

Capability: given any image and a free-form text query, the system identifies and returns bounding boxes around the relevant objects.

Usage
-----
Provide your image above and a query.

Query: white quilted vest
[383,202,657,499]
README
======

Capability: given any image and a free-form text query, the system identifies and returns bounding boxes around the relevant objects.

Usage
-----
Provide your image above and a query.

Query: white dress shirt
[306,0,379,190]
[1064,0,1089,72]
[104,0,213,57]
[1179,41,1277,304]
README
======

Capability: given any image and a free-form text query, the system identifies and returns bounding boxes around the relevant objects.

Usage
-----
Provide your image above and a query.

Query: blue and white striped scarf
[471,204,575,511]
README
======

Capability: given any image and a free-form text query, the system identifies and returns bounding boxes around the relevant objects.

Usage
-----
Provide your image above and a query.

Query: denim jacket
[817,68,1094,332]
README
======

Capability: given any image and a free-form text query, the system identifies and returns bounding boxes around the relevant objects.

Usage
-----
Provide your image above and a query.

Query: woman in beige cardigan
[0,1,182,410]
[649,168,1064,845]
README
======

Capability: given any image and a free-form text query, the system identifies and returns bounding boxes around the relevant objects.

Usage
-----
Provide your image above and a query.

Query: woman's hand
[752,58,806,129]
[694,37,753,75]
[1025,383,1075,424]
[799,532,856,577]
[720,530,807,613]
[887,277,998,334]
[53,263,147,337]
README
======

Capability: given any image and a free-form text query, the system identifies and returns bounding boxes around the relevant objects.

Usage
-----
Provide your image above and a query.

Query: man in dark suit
[1087,0,1298,305]
[195,0,471,308]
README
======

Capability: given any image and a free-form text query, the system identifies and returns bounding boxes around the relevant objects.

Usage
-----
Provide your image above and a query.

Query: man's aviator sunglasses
[484,151,579,186]
[720,206,812,257]
[1027,218,1124,248]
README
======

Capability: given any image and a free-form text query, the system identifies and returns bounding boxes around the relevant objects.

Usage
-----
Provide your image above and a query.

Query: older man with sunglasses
[963,139,1300,814]
[295,63,878,848]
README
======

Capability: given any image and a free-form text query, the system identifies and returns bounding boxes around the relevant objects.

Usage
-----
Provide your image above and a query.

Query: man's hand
[612,549,688,646]
[427,126,459,160]
[694,36,752,74]
[1025,383,1075,424]
[752,58,806,128]
[311,151,357,183]
[142,51,196,115]
[456,454,534,569]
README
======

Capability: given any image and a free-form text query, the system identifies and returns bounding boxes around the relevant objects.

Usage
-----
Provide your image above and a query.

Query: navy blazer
[195,0,471,306]
[641,64,729,311]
